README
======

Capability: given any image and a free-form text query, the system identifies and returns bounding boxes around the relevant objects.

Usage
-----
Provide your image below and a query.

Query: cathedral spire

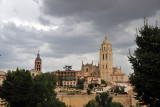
[105,35,108,40]
[36,50,41,60]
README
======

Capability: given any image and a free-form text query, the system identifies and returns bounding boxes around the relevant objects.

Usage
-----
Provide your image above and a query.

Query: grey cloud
[0,21,104,70]
[38,15,51,25]
[39,0,160,32]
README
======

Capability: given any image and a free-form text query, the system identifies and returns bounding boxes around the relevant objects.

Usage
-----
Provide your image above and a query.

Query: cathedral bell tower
[99,35,113,82]
[35,50,42,74]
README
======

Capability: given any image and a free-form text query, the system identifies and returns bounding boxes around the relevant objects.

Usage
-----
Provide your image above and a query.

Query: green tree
[85,100,99,107]
[101,79,106,84]
[63,65,72,71]
[128,19,160,106]
[87,89,91,95]
[33,73,57,104]
[88,83,94,90]
[114,87,119,93]
[0,69,34,107]
[77,78,85,89]
[0,69,66,107]
[110,102,124,107]
[36,100,66,107]
[99,92,112,107]
[85,92,124,107]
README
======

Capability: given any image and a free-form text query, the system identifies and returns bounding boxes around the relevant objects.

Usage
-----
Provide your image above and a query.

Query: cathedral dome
[103,35,111,45]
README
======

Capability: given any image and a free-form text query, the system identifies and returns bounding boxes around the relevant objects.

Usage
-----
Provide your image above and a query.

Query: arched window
[106,54,107,59]
[86,68,88,72]
[103,54,104,60]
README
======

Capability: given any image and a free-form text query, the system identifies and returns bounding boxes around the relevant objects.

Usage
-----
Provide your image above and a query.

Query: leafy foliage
[101,79,106,84]
[85,100,99,107]
[63,65,72,71]
[110,102,124,107]
[0,69,66,107]
[0,69,34,107]
[36,100,66,107]
[88,83,94,90]
[128,20,160,106]
[114,86,127,94]
[85,92,124,107]
[87,89,91,95]
[33,73,57,104]
[77,78,85,89]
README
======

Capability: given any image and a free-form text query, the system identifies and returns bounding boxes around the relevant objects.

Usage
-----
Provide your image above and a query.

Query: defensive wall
[57,94,138,107]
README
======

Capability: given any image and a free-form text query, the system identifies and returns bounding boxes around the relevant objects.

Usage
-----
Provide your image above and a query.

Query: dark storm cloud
[0,22,102,70]
[0,22,44,70]
[39,0,160,31]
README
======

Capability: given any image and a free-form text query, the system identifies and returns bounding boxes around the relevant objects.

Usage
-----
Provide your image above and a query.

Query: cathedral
[81,35,128,82]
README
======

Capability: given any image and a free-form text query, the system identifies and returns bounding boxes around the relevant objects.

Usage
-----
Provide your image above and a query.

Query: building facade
[82,35,128,82]
[99,36,113,81]
[30,51,42,77]
[0,71,6,86]
[85,76,101,88]
[81,60,99,77]
[53,71,82,87]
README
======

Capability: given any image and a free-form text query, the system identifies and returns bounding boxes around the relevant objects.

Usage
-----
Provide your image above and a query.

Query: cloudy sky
[0,0,160,74]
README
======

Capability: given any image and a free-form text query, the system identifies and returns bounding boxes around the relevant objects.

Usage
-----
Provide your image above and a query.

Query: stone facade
[82,35,128,82]
[85,76,101,87]
[29,51,42,77]
[99,36,113,81]
[81,61,99,77]
[57,94,138,107]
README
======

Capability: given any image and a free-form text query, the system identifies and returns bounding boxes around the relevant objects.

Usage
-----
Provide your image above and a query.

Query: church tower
[99,35,113,81]
[35,50,42,74]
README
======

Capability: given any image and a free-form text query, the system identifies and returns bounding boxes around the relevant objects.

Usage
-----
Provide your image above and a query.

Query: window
[105,54,107,59]
[86,68,88,72]
[106,65,107,68]
[104,47,105,50]
[103,54,104,60]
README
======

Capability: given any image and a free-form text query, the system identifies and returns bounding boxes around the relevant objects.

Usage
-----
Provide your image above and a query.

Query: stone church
[81,35,128,82]
[30,51,42,77]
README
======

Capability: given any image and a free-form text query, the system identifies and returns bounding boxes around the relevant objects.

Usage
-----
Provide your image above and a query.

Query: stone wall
[57,94,138,107]
[57,95,96,107]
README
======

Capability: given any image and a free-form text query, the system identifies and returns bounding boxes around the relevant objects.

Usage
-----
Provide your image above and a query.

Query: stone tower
[99,35,113,81]
[35,50,42,74]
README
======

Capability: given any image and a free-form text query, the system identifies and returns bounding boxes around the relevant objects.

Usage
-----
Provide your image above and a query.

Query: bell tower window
[86,68,88,72]
[103,54,104,60]
[106,54,107,59]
